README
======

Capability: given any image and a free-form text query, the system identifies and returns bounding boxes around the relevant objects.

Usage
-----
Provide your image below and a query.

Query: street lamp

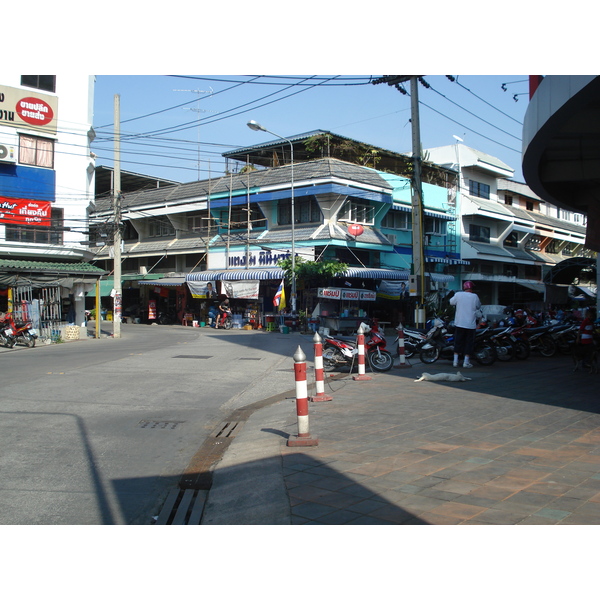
[247,120,296,313]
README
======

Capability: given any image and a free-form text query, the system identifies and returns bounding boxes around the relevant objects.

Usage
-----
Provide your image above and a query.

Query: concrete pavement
[199,345,600,525]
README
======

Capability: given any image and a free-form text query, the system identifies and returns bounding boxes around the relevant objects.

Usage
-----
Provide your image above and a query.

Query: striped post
[287,346,319,447]
[352,323,372,381]
[310,332,333,402]
[395,324,410,368]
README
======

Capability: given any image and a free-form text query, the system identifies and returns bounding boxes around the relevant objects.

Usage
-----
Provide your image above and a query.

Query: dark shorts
[454,327,476,356]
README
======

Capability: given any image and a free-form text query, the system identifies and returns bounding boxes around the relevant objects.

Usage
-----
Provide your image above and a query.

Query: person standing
[449,281,482,368]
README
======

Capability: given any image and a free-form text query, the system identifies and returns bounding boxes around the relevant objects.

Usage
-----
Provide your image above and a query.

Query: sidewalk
[200,353,600,525]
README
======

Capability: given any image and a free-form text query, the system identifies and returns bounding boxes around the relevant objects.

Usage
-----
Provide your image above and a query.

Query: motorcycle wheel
[322,347,344,372]
[402,341,417,359]
[538,335,557,357]
[514,340,530,360]
[419,345,440,364]
[23,334,36,348]
[368,350,394,372]
[492,339,515,362]
[223,319,232,330]
[473,342,496,366]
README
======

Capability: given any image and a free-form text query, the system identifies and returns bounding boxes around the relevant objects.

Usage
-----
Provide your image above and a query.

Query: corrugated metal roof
[0,259,106,275]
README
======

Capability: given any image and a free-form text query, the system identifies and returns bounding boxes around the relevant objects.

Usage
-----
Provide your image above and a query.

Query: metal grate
[213,422,241,438]
[139,420,184,429]
[172,355,212,359]
[154,488,208,525]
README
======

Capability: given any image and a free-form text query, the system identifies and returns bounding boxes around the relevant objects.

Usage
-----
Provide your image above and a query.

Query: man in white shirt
[449,281,482,368]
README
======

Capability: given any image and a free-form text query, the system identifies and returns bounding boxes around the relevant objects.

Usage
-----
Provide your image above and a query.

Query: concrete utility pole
[409,77,426,326]
[113,94,122,339]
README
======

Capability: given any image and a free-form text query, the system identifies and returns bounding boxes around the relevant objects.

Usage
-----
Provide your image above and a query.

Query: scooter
[322,322,394,372]
[0,320,16,348]
[0,313,37,348]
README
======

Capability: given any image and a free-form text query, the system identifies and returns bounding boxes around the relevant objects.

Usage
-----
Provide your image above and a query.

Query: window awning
[186,268,284,282]
[341,267,409,280]
[138,277,186,287]
[389,203,455,220]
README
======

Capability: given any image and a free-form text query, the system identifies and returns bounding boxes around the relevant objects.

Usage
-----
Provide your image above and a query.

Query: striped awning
[186,268,284,282]
[138,277,186,287]
[390,203,455,220]
[341,267,409,280]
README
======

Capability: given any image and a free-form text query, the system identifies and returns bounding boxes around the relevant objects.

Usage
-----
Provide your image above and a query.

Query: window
[21,75,56,93]
[381,209,411,230]
[19,134,54,168]
[526,235,541,251]
[503,232,519,248]
[424,217,445,235]
[526,201,534,211]
[469,224,490,243]
[278,197,320,225]
[338,199,374,225]
[504,195,513,205]
[469,180,490,199]
[220,205,266,230]
[5,207,63,244]
[148,216,175,237]
[546,239,560,254]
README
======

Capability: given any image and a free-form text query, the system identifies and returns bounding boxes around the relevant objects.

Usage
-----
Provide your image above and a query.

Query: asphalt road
[0,323,313,524]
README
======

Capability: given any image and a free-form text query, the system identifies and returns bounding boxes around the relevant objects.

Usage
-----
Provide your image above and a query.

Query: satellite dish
[347,224,364,237]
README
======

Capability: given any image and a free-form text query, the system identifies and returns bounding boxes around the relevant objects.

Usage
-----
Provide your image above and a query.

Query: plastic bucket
[280,326,290,334]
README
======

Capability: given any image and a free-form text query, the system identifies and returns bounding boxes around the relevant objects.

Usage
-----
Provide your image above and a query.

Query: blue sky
[91,75,531,185]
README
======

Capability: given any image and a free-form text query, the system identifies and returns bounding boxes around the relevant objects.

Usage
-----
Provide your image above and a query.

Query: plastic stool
[266,322,277,332]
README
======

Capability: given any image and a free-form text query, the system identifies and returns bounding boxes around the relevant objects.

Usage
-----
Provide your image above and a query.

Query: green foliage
[278,256,348,287]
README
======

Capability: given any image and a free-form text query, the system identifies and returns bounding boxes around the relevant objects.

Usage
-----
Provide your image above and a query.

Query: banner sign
[221,280,260,299]
[0,85,58,135]
[377,280,408,300]
[318,287,376,302]
[187,281,219,299]
[0,197,52,226]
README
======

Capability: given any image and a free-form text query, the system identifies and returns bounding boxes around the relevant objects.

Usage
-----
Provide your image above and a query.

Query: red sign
[16,97,54,127]
[0,197,52,226]
[347,224,364,237]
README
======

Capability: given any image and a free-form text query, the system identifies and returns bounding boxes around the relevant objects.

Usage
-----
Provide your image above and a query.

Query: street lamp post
[247,120,296,313]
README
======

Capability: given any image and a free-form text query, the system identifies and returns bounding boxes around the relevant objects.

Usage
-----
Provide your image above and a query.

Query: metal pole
[113,94,122,339]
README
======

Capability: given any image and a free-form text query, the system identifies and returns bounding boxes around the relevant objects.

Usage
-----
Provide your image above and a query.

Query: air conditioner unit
[0,144,17,164]
[385,233,397,245]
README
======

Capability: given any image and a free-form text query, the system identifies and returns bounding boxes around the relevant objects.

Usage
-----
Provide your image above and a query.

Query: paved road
[0,324,311,524]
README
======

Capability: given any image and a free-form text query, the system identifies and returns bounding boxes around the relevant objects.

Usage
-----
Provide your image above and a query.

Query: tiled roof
[0,259,106,275]
[91,158,392,215]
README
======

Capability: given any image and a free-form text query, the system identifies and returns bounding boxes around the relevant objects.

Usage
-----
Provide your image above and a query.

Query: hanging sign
[347,224,364,237]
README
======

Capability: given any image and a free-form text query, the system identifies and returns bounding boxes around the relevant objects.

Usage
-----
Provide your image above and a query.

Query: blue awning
[341,267,409,280]
[186,268,284,282]
[390,203,455,220]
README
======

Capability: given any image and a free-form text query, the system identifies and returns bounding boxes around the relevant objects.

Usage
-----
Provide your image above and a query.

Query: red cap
[463,281,473,290]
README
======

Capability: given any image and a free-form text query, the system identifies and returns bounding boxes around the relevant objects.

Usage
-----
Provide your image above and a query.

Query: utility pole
[372,75,426,326]
[113,94,122,339]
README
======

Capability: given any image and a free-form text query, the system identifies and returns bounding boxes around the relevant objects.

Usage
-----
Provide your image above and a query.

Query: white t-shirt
[450,291,482,329]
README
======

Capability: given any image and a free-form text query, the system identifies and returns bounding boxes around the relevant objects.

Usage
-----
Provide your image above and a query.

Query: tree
[278,256,349,288]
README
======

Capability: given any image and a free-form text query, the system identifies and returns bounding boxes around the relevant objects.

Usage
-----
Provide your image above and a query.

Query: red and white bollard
[395,324,410,368]
[287,346,319,447]
[310,332,333,402]
[352,323,372,381]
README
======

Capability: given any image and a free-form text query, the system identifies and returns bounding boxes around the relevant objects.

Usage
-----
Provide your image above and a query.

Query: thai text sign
[0,85,58,135]
[318,288,376,301]
[0,197,52,226]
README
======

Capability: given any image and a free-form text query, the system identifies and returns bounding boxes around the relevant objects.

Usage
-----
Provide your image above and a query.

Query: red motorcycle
[322,321,394,372]
[0,312,37,348]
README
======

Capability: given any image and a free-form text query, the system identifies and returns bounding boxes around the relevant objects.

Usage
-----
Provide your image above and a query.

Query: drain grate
[239,357,261,361]
[173,355,212,359]
[213,421,242,438]
[139,420,184,429]
[154,488,208,525]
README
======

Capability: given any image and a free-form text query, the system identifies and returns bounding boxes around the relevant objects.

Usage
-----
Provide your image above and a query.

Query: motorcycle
[420,321,496,366]
[394,324,429,359]
[322,322,394,372]
[157,308,177,325]
[0,320,16,348]
[0,313,37,348]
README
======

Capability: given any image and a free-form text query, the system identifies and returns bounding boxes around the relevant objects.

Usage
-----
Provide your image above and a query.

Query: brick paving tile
[516,515,560,525]
[469,484,519,501]
[345,515,399,525]
[463,508,530,525]
[292,501,338,521]
[419,488,464,502]
[310,509,364,524]
[368,505,415,524]
[570,501,600,518]
[525,481,576,496]
[501,490,555,508]
[533,507,571,521]
[429,480,481,495]
[428,501,487,520]
[484,475,535,491]
[414,512,464,525]
[452,493,501,509]
[395,494,445,515]
[563,484,600,501]
[287,484,335,503]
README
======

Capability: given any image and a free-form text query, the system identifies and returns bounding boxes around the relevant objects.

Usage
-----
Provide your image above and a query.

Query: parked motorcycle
[322,322,394,372]
[394,324,429,359]
[0,313,37,348]
[0,320,16,348]
[420,322,496,366]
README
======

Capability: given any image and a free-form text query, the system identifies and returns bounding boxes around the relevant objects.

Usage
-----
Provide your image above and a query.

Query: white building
[0,75,104,338]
